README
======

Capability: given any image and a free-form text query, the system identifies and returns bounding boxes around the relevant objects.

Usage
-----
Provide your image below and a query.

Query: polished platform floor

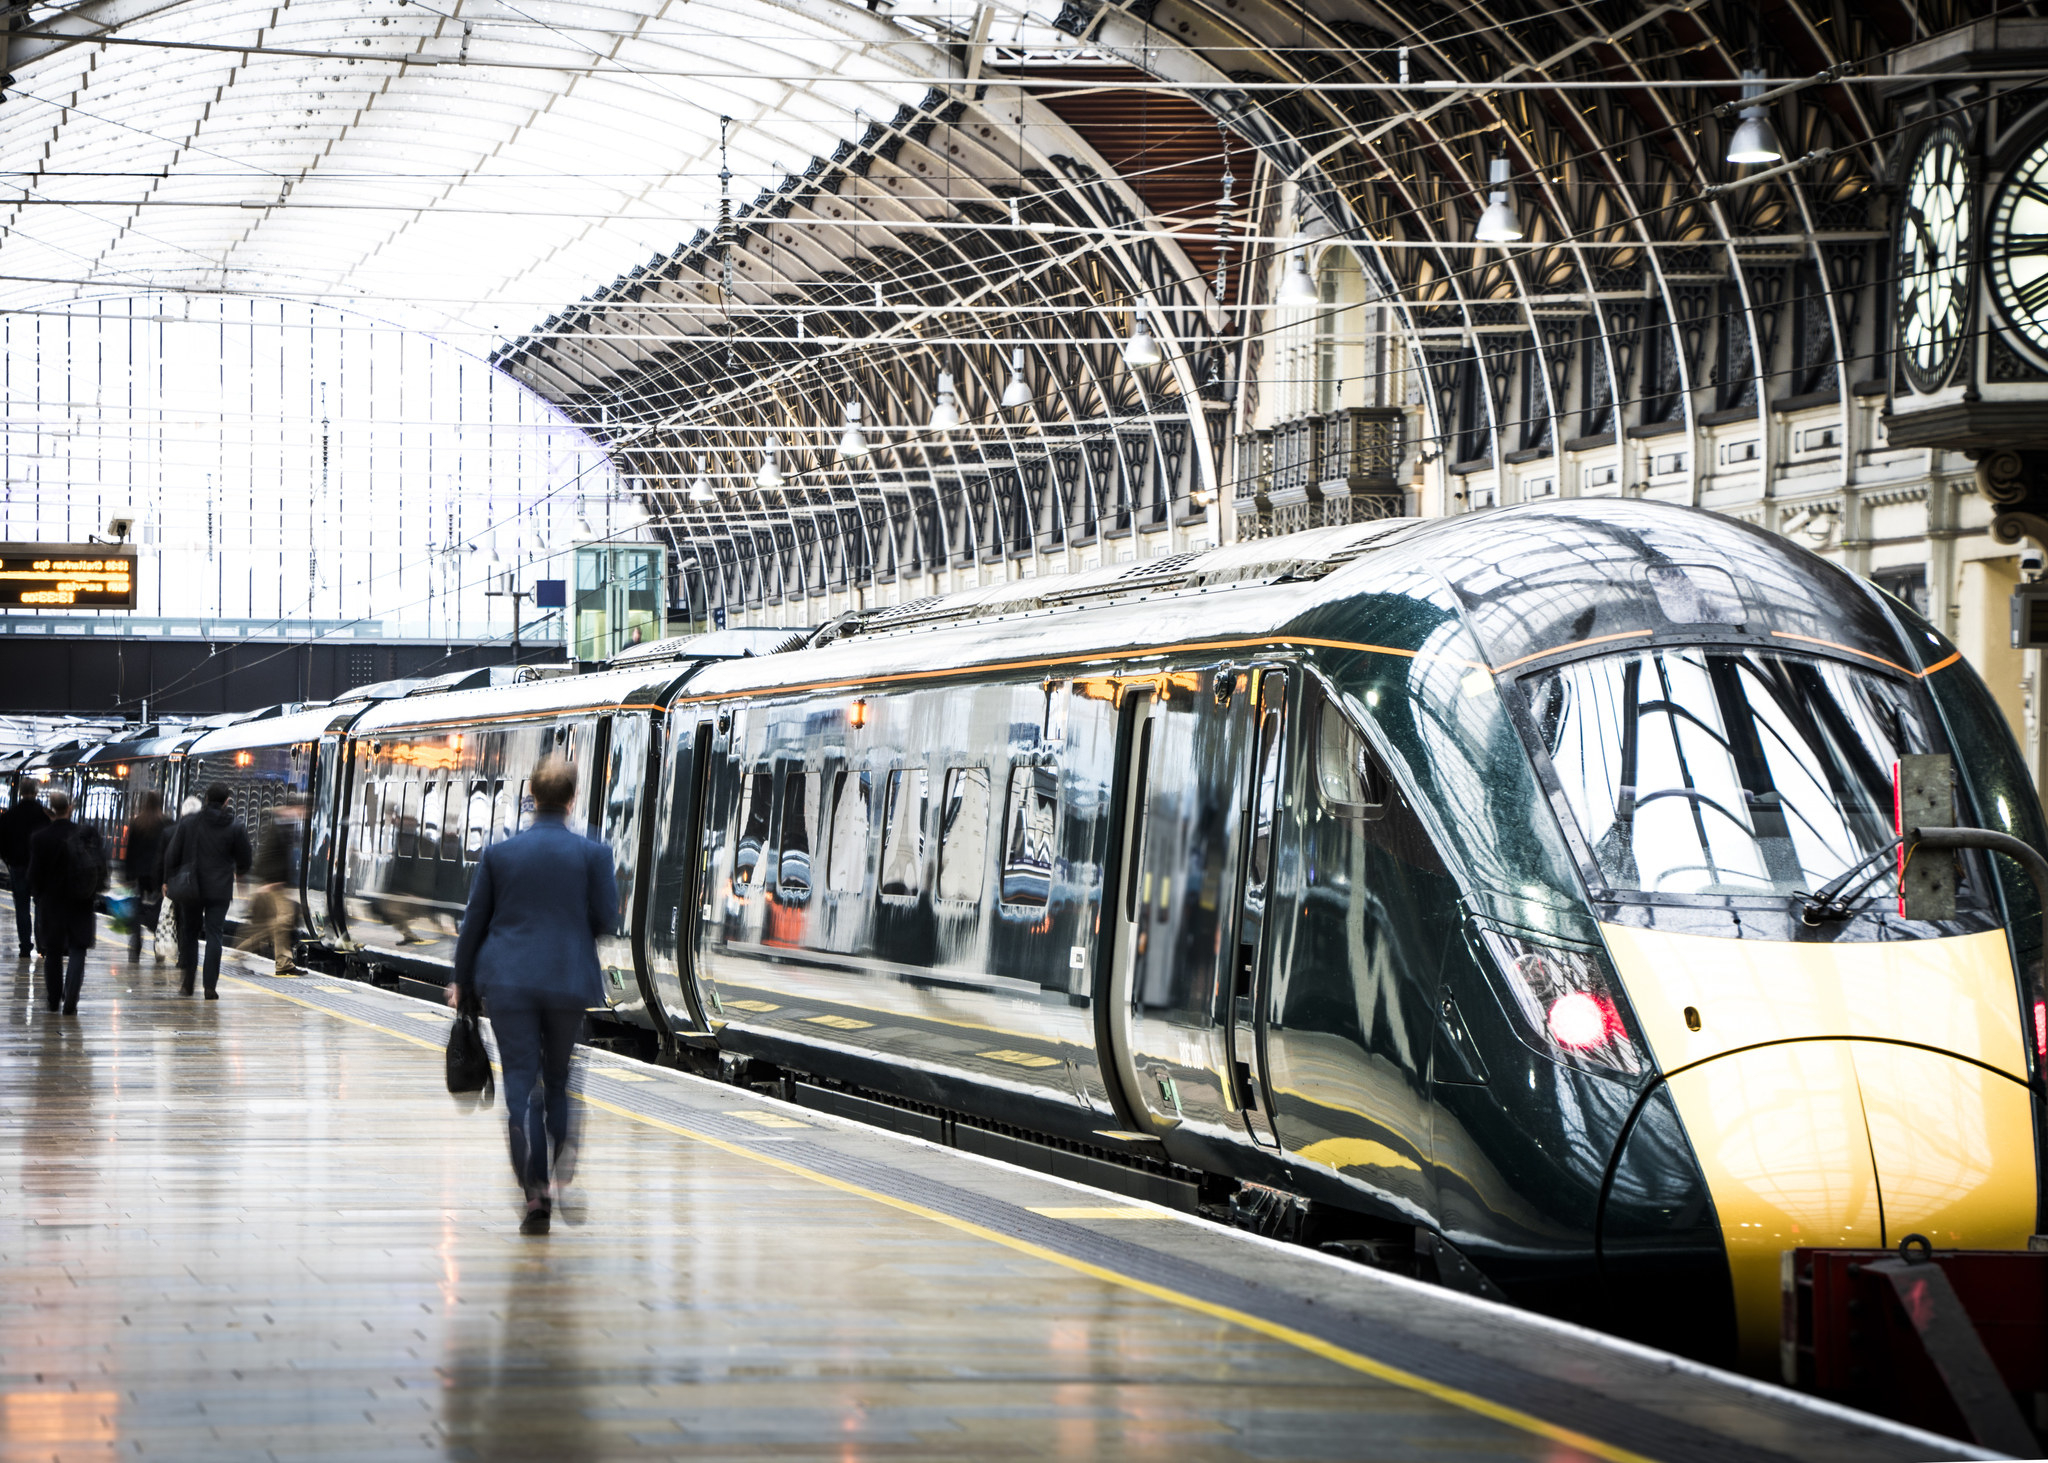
[0,946,1990,1462]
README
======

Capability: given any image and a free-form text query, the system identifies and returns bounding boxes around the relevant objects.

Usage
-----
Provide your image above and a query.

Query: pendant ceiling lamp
[1474,157,1524,243]
[755,436,784,490]
[1276,249,1318,306]
[1726,70,1784,165]
[929,372,961,430]
[687,457,715,503]
[1001,348,1032,408]
[1123,315,1163,367]
[838,401,868,459]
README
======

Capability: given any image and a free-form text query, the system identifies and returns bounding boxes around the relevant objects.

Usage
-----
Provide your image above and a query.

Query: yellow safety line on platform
[229,975,1659,1463]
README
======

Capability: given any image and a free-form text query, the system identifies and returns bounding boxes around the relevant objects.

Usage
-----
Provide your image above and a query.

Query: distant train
[10,500,2043,1374]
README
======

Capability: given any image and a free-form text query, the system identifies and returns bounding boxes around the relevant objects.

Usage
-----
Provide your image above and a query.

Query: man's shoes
[61,1002,76,1015]
[519,1206,551,1236]
[274,963,301,977]
[46,1001,59,1013]
[203,990,219,1001]
[178,980,194,996]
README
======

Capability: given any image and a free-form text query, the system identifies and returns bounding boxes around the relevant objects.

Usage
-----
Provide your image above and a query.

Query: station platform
[0,947,1996,1463]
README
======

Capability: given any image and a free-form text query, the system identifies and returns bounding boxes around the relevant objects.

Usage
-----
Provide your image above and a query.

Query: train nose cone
[1601,925,2038,1373]
[1662,1040,2033,1368]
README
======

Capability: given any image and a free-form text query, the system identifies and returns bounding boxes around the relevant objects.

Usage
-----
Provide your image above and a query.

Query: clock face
[1898,121,1973,393]
[1989,130,2048,357]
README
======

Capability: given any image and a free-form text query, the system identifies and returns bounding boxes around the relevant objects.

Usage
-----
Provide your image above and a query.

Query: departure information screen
[0,545,137,609]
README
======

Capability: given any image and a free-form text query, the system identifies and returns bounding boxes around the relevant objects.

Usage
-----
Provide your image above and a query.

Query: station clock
[1897,118,1973,393]
[1988,127,2048,360]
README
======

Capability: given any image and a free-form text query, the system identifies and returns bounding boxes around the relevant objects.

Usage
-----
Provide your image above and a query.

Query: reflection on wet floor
[0,946,1569,1462]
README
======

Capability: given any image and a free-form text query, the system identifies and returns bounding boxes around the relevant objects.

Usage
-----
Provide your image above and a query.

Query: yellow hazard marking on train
[980,1048,1061,1068]
[247,976,1660,1463]
[589,1066,655,1083]
[726,1110,812,1129]
[724,999,781,1012]
[1029,1206,1166,1220]
[804,1013,873,1029]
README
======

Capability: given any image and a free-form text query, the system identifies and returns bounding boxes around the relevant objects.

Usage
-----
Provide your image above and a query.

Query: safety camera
[104,506,136,543]
[2023,545,2045,577]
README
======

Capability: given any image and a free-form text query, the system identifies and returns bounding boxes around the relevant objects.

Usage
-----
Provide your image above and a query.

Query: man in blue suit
[449,756,619,1235]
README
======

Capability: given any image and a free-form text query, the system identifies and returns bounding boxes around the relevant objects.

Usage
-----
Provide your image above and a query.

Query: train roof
[672,502,1922,704]
[345,662,691,735]
[182,703,366,758]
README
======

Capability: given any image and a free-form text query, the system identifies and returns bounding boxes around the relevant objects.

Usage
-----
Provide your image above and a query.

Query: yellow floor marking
[979,1048,1061,1068]
[1028,1206,1166,1220]
[403,1011,449,1022]
[803,1013,873,1030]
[726,1109,812,1129]
[243,976,1658,1463]
[315,986,355,995]
[589,1066,656,1083]
[723,999,781,1012]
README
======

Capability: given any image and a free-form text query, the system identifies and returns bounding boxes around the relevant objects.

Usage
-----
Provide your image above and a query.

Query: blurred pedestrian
[0,779,49,959]
[448,756,617,1235]
[238,800,305,974]
[162,783,252,999]
[26,790,106,1014]
[121,791,168,964]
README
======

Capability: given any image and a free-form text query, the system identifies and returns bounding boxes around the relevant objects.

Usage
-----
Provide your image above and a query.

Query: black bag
[445,993,494,1107]
[66,826,110,903]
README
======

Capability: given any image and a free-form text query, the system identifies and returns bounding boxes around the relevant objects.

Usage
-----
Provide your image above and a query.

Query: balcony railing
[1231,408,1404,540]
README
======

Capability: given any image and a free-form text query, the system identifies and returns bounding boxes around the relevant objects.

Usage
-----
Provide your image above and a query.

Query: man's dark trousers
[490,989,584,1193]
[175,898,231,994]
[43,946,85,1009]
[8,864,30,956]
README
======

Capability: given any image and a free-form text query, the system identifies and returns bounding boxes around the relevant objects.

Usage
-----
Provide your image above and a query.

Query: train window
[400,780,424,858]
[440,782,463,860]
[879,768,928,897]
[734,764,773,892]
[937,767,991,903]
[489,778,513,845]
[777,766,815,898]
[465,781,490,860]
[1248,708,1283,889]
[516,779,535,831]
[1526,647,1935,899]
[420,780,442,860]
[1316,698,1390,820]
[1000,766,1059,907]
[825,770,870,893]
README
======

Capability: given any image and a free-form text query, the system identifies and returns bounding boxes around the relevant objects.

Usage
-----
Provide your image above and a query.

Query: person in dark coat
[121,790,168,964]
[26,790,102,1013]
[449,756,617,1235]
[161,782,253,999]
[1,781,50,959]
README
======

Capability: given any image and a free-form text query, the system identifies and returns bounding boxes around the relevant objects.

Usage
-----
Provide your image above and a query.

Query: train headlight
[1478,929,1643,1077]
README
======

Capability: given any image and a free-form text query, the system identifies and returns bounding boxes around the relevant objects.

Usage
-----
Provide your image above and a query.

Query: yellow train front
[1371,501,2044,1373]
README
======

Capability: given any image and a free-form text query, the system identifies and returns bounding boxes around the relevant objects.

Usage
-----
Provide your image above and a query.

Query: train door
[1227,668,1288,1148]
[592,712,650,1013]
[304,729,347,940]
[1262,673,1449,1222]
[645,716,716,1037]
[1098,669,1259,1144]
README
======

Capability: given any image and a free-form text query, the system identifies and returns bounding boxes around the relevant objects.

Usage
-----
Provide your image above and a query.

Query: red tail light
[2034,998,2045,1061]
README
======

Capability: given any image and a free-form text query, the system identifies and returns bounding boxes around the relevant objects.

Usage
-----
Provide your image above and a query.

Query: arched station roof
[1,0,2030,624]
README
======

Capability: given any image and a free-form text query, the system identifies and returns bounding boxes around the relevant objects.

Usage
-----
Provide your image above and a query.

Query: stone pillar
[1957,555,2026,746]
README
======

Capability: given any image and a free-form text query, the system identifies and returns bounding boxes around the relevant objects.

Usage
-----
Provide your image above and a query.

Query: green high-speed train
[34,500,2043,1371]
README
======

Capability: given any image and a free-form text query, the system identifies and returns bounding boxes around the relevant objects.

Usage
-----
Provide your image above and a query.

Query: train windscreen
[1523,648,1933,899]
